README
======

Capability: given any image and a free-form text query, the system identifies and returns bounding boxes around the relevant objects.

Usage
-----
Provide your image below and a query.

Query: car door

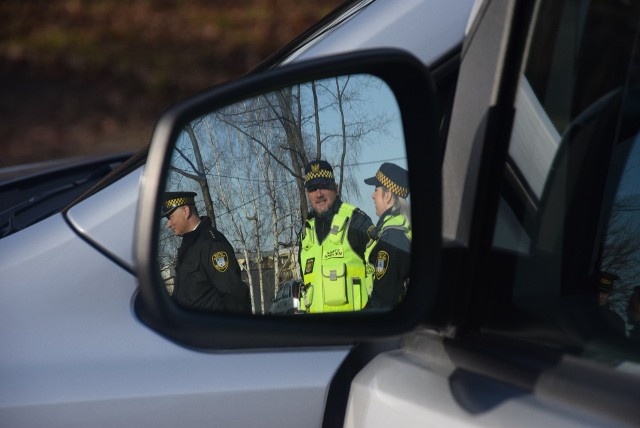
[344,0,640,427]
[0,2,475,428]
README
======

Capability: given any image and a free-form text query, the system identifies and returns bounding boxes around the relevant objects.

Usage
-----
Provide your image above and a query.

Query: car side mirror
[135,49,441,349]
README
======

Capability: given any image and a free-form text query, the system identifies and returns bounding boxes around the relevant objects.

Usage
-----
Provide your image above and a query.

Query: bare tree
[169,121,217,227]
[600,195,640,314]
[158,74,399,311]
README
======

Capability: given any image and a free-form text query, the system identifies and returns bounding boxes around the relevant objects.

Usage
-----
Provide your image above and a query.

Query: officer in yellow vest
[298,160,374,313]
[363,162,412,310]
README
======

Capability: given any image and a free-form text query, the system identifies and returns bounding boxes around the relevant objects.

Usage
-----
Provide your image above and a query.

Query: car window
[492,0,640,365]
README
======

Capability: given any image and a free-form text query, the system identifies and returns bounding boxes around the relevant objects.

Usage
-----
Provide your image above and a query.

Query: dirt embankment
[0,0,342,167]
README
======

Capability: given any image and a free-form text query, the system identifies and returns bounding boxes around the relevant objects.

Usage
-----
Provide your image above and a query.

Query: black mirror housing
[135,49,442,349]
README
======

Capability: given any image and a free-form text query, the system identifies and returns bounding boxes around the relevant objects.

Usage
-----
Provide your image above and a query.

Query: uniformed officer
[162,191,251,313]
[363,162,412,310]
[298,160,374,313]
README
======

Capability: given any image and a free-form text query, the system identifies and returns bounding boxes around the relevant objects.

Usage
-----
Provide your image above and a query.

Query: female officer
[363,162,412,310]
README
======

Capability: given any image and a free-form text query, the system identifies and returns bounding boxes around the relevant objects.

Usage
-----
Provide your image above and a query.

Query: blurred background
[0,0,343,168]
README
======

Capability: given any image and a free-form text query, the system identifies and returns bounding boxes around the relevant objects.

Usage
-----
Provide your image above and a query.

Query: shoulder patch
[212,251,229,272]
[375,250,389,280]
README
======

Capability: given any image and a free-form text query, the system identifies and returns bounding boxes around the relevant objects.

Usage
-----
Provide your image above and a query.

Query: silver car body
[0,0,476,426]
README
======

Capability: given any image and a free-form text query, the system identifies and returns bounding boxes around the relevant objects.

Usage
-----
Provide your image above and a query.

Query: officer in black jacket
[162,191,251,313]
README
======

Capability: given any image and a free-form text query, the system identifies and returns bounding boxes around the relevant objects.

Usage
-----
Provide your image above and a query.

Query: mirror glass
[158,74,411,315]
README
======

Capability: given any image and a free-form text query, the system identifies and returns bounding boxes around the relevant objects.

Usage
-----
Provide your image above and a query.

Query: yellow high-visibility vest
[300,203,370,313]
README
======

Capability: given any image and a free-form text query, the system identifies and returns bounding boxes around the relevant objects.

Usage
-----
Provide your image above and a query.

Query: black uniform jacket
[173,216,251,313]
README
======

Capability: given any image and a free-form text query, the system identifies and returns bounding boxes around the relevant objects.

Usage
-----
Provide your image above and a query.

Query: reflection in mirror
[599,131,640,338]
[158,74,411,315]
